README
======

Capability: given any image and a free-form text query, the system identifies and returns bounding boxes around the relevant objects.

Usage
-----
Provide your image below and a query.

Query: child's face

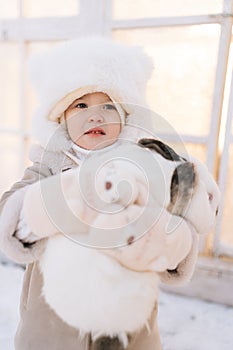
[64,92,122,150]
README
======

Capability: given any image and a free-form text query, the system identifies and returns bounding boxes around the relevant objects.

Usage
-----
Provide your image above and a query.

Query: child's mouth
[84,127,106,136]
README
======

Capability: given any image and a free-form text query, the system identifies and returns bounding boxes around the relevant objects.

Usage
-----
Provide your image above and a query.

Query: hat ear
[138,138,184,162]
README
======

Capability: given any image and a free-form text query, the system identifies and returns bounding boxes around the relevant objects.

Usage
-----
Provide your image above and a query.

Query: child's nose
[88,113,104,123]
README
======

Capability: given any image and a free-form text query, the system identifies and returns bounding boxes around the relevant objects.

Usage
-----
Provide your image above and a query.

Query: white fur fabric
[29,37,153,117]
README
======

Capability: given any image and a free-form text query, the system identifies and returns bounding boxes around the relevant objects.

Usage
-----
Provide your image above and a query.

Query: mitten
[22,169,89,238]
[15,208,40,243]
[0,187,47,264]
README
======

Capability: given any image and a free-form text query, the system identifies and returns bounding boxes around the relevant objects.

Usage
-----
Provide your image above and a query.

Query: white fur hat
[29,36,154,151]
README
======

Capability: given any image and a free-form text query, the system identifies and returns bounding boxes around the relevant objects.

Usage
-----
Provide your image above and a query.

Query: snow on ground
[0,263,232,350]
[158,291,233,350]
[0,264,23,350]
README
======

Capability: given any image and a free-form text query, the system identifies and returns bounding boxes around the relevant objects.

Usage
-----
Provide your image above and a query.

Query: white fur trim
[29,36,153,117]
[31,108,72,152]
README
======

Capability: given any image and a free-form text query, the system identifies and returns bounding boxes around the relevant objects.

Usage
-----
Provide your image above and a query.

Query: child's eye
[103,104,117,111]
[75,103,88,109]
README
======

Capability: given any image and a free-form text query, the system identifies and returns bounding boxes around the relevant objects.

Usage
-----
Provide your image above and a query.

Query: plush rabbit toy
[22,138,220,350]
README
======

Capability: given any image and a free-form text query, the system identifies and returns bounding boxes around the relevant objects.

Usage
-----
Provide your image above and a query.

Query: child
[0,36,215,350]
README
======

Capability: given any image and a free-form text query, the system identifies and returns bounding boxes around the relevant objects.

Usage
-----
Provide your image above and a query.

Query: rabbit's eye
[208,193,213,201]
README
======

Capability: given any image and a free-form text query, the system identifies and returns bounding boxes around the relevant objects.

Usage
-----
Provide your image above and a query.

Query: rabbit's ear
[167,162,197,217]
[138,138,185,162]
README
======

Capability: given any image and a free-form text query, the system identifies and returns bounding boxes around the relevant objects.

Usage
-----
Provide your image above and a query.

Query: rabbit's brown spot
[208,192,213,201]
[127,236,135,245]
[105,181,112,190]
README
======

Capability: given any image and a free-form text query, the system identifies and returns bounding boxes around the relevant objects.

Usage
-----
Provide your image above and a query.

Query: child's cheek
[66,117,83,143]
